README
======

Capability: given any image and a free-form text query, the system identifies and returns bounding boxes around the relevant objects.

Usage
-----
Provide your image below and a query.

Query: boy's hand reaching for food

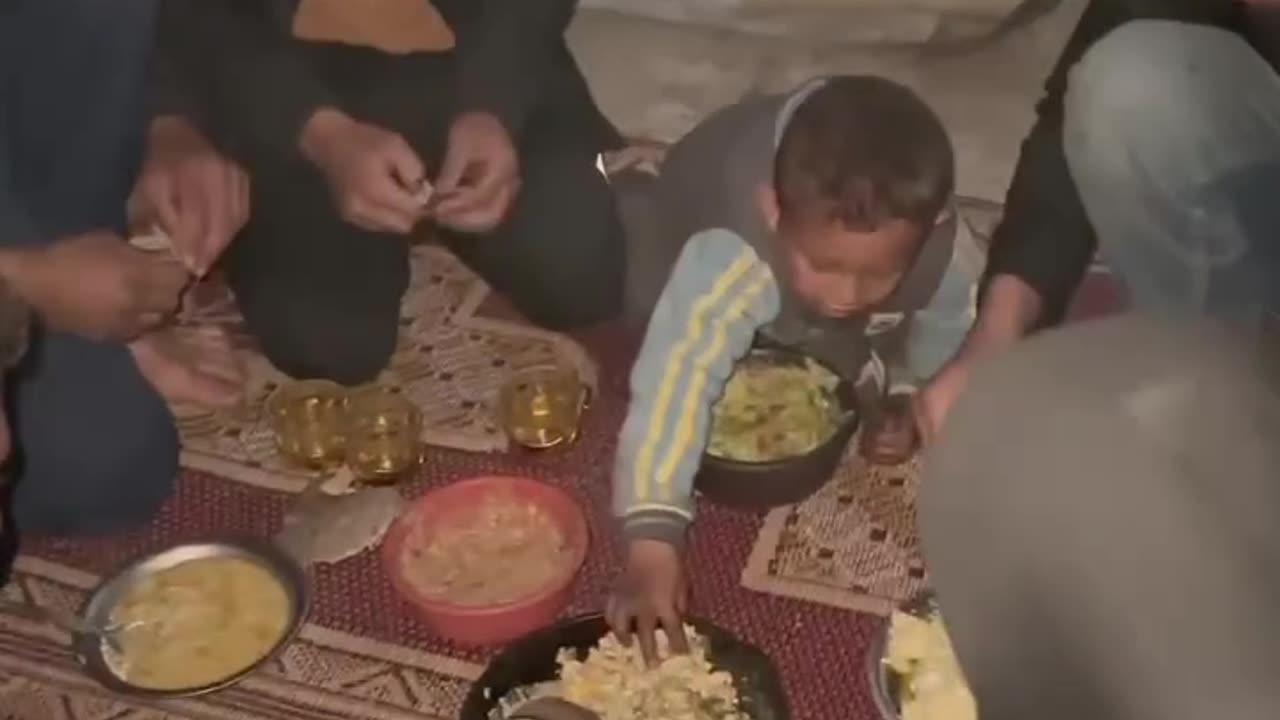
[300,108,426,235]
[859,393,920,465]
[606,538,690,666]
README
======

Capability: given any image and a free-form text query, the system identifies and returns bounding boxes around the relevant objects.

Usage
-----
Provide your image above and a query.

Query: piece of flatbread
[129,226,174,253]
[275,484,405,566]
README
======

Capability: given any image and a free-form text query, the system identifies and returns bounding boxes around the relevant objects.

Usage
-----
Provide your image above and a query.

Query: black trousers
[224,48,624,385]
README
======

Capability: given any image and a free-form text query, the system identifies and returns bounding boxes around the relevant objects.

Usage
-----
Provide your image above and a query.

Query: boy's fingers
[636,611,659,666]
[605,596,633,646]
[660,611,689,655]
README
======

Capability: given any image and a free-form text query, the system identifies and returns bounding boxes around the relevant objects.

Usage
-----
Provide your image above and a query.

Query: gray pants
[0,0,178,537]
[921,313,1280,720]
[1064,20,1280,339]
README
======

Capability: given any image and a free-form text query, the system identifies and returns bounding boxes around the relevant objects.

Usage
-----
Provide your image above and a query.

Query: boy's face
[760,185,925,318]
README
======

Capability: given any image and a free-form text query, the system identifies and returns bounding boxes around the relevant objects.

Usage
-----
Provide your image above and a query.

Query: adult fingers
[433,151,515,219]
[172,170,213,271]
[437,180,516,234]
[366,163,424,220]
[350,197,417,235]
[137,254,190,312]
[141,172,182,241]
[384,136,427,197]
[912,393,937,448]
[198,165,237,273]
[433,137,470,196]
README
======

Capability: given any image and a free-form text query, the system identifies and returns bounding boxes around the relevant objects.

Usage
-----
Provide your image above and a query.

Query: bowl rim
[464,611,791,720]
[380,474,590,617]
[866,621,901,720]
[74,535,311,699]
[702,347,860,469]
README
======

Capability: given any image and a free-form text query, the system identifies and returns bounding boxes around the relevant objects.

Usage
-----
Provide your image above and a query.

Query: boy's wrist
[622,510,689,550]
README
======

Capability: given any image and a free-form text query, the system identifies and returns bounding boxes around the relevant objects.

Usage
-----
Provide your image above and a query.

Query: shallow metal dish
[866,623,901,720]
[867,593,939,720]
[74,536,310,698]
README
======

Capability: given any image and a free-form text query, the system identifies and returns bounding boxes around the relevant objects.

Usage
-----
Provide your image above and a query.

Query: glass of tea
[344,384,423,485]
[266,380,348,472]
[499,367,589,450]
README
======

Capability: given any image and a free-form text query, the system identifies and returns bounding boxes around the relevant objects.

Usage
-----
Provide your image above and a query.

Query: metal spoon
[1,600,140,653]
[507,697,601,720]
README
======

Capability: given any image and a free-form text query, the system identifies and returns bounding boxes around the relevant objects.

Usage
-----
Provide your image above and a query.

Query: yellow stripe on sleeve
[654,265,774,499]
[631,248,758,505]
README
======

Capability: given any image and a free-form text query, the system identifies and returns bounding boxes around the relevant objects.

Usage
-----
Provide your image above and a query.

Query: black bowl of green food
[462,613,789,720]
[695,347,859,509]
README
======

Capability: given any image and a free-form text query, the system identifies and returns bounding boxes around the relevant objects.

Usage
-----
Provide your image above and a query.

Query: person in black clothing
[155,0,625,385]
[914,0,1280,439]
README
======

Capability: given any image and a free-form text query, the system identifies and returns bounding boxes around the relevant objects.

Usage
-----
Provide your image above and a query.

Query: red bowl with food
[381,475,589,646]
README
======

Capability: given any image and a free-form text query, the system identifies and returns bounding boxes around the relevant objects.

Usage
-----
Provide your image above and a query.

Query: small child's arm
[613,229,780,546]
[903,221,985,386]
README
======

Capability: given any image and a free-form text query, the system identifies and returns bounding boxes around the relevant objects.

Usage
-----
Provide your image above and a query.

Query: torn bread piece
[129,226,175,253]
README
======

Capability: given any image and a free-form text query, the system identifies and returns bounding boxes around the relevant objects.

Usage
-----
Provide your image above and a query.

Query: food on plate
[106,556,291,690]
[495,627,747,720]
[400,494,570,606]
[884,609,977,720]
[707,355,843,462]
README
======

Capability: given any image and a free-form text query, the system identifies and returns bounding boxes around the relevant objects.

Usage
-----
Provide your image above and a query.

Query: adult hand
[914,361,970,448]
[136,115,250,276]
[300,108,426,235]
[605,538,690,666]
[431,111,519,233]
[11,232,188,341]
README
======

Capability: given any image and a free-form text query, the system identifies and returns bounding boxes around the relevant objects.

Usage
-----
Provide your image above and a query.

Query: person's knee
[505,156,625,330]
[1065,21,1259,160]
[13,396,178,536]
[253,296,400,385]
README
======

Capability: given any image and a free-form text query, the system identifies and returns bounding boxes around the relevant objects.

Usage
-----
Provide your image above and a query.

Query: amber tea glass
[499,368,588,450]
[345,385,424,485]
[266,380,348,471]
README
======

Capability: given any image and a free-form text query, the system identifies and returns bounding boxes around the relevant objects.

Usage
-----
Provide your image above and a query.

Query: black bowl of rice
[462,613,789,720]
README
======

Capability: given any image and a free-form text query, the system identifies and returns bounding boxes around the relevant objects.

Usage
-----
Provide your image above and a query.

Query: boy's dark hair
[774,76,954,233]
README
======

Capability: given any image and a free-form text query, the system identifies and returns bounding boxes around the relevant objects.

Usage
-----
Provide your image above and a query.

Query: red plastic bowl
[381,475,589,647]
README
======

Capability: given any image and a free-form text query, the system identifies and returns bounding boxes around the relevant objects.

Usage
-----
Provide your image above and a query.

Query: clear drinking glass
[344,384,423,485]
[499,368,588,450]
[266,380,348,471]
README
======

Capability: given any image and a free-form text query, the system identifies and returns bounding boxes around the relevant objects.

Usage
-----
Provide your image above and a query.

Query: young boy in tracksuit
[606,76,983,657]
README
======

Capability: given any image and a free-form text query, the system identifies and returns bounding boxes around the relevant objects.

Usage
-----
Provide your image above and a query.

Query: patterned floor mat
[1,319,890,720]
[0,557,479,720]
[173,244,597,491]
[742,438,928,616]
